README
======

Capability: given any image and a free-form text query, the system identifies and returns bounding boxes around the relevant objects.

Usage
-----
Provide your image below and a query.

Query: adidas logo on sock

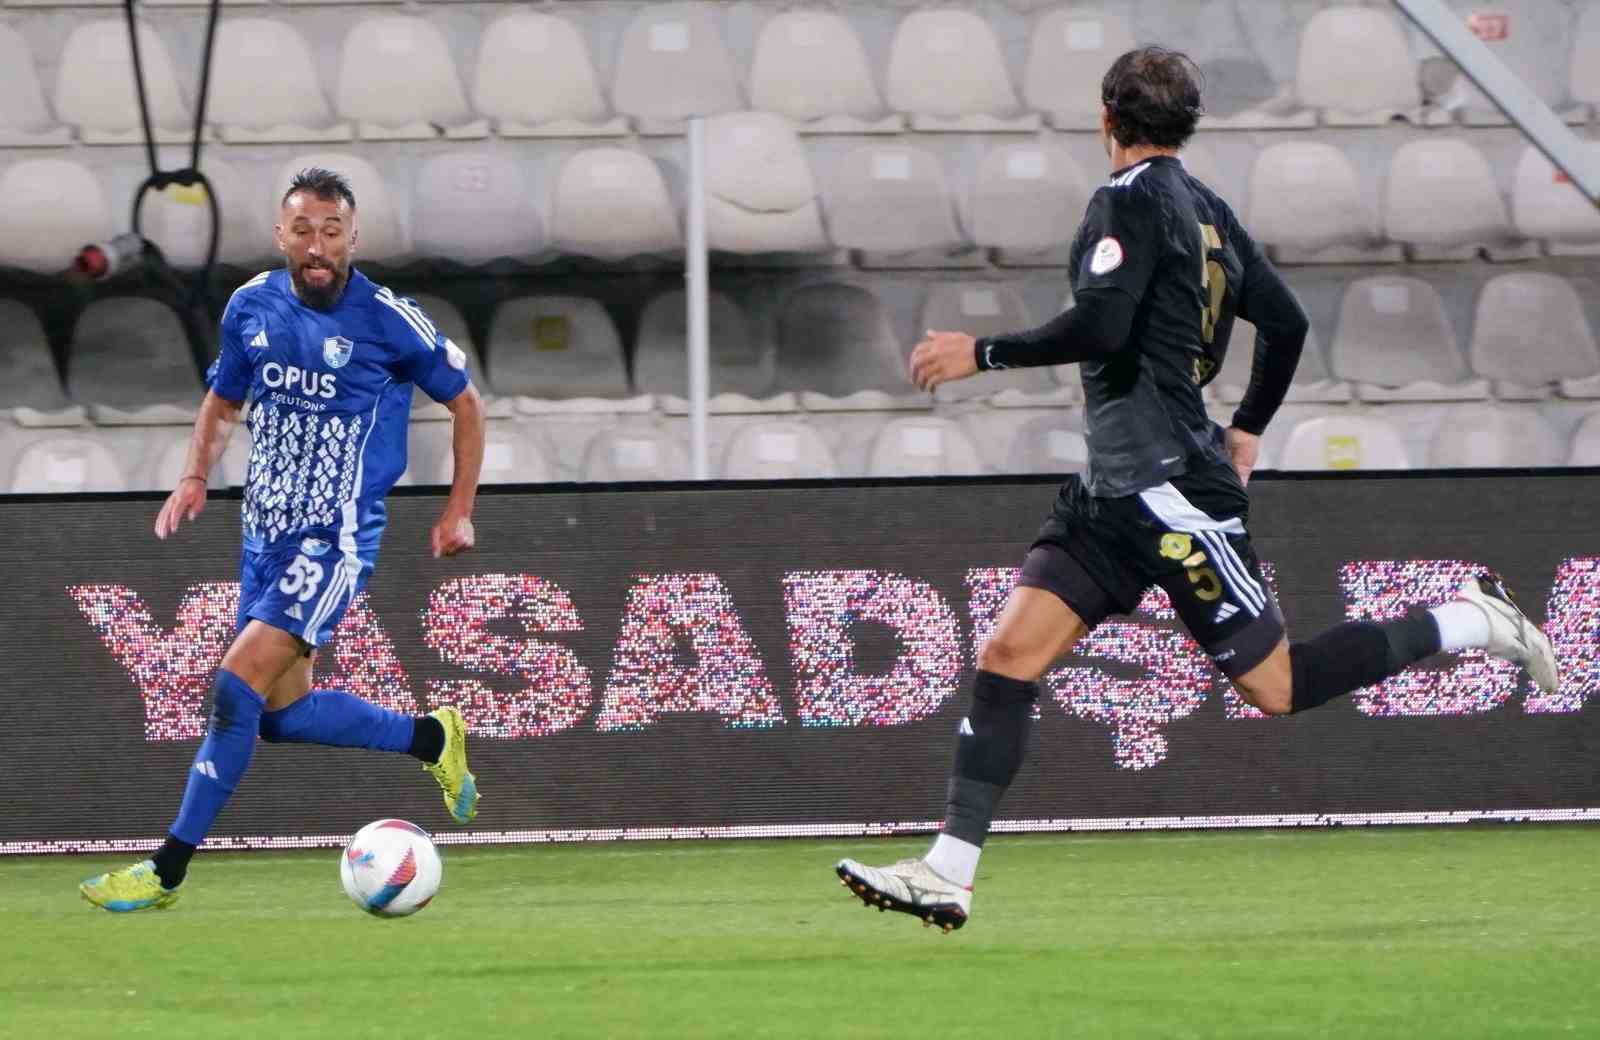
[194,760,218,779]
[285,602,304,621]
[249,328,269,349]
[1213,602,1240,624]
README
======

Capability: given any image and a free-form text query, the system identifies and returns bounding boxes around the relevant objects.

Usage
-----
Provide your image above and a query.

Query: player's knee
[977,634,1044,681]
[1232,676,1293,716]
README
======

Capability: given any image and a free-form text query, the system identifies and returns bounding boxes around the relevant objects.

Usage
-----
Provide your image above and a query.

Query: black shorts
[1020,473,1284,679]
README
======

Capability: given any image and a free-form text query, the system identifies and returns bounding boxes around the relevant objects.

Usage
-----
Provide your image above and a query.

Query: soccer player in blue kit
[81,168,486,911]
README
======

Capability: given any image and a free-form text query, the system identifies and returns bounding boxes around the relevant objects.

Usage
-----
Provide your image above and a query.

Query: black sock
[408,715,445,763]
[943,670,1039,847]
[1290,609,1442,714]
[151,834,196,889]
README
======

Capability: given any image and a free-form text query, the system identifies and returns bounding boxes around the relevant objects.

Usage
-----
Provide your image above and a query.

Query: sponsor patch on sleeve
[1089,236,1124,276]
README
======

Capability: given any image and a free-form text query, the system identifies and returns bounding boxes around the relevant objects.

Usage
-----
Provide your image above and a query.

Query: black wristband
[973,337,993,372]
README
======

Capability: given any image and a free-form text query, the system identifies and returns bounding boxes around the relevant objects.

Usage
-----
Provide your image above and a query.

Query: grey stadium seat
[633,290,778,407]
[335,15,478,139]
[1024,10,1137,130]
[1279,414,1411,471]
[885,9,1037,132]
[412,151,544,265]
[867,417,983,477]
[720,421,838,479]
[68,298,203,423]
[581,426,691,482]
[9,433,127,493]
[0,300,72,418]
[487,296,635,410]
[776,283,914,408]
[1248,142,1385,261]
[56,21,190,144]
[1383,139,1517,260]
[1001,413,1089,476]
[1328,277,1486,401]
[1426,406,1563,468]
[969,143,1091,256]
[410,419,550,486]
[470,11,624,137]
[209,19,349,142]
[747,10,899,133]
[823,144,963,254]
[611,4,743,133]
[704,112,827,254]
[0,24,70,145]
[1469,273,1600,399]
[1512,144,1600,253]
[1294,7,1421,124]
[549,149,681,259]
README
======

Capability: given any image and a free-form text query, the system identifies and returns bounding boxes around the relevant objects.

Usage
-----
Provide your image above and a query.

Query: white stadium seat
[969,143,1090,255]
[1002,413,1089,476]
[336,16,478,139]
[704,112,828,254]
[1383,139,1516,259]
[581,426,691,482]
[721,421,838,479]
[823,145,963,254]
[1295,7,1421,124]
[1427,406,1563,468]
[471,12,624,137]
[611,4,743,134]
[549,149,681,259]
[0,300,72,417]
[140,160,268,269]
[776,283,911,407]
[209,19,349,142]
[1024,10,1137,130]
[0,159,115,273]
[886,10,1036,132]
[748,11,898,132]
[486,296,633,407]
[0,25,71,146]
[633,290,778,406]
[274,153,408,262]
[1512,144,1600,253]
[56,20,190,144]
[1329,277,1485,401]
[69,298,203,424]
[1468,273,1600,398]
[1570,4,1600,117]
[1248,142,1383,260]
[9,435,127,494]
[1569,410,1600,464]
[1280,414,1411,471]
[412,151,543,265]
[867,417,983,477]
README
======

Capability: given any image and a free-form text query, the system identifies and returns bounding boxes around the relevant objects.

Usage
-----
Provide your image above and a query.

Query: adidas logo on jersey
[285,603,305,621]
[249,328,269,349]
[1213,602,1240,624]
[194,760,219,780]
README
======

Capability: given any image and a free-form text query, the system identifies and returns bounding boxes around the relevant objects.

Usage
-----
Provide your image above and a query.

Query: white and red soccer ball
[340,818,442,917]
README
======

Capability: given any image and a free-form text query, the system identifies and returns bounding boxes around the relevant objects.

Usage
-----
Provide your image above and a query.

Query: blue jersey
[207,268,469,554]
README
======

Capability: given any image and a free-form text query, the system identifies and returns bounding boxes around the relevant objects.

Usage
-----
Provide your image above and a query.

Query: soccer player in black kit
[835,47,1559,933]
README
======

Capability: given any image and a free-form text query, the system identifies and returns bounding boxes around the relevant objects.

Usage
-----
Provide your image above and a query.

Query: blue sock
[259,689,416,755]
[169,669,265,847]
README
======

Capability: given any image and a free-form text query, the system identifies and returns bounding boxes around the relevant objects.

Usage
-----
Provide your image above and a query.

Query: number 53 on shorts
[237,534,375,648]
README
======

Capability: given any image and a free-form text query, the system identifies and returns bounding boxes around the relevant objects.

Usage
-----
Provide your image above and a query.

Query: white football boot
[1457,574,1559,694]
[835,857,972,933]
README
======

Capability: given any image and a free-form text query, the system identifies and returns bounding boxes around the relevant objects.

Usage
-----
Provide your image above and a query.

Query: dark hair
[281,167,356,211]
[1100,46,1204,150]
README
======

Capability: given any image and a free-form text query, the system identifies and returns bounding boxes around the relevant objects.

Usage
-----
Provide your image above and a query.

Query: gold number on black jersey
[1198,223,1226,345]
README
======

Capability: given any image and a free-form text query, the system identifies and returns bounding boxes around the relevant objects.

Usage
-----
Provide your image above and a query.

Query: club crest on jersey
[1089,236,1124,276]
[322,335,354,369]
[300,537,331,558]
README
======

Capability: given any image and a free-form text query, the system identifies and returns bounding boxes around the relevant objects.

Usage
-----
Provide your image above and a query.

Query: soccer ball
[340,818,442,917]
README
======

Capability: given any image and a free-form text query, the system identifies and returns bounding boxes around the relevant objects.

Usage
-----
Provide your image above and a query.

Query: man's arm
[154,390,243,539]
[431,382,484,559]
[1224,229,1310,485]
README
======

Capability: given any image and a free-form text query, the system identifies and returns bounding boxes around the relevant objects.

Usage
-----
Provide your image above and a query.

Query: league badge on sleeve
[442,337,468,371]
[322,335,354,369]
[1089,236,1124,276]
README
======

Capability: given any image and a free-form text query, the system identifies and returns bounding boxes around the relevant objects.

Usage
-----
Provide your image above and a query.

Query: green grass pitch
[3,826,1596,1039]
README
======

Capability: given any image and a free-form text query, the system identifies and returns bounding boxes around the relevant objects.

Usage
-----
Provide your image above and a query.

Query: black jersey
[1066,155,1281,498]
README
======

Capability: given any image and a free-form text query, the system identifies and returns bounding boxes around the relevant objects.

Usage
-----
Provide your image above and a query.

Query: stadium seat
[209,19,350,143]
[0,159,114,273]
[823,145,964,255]
[1439,1,1577,125]
[633,290,781,409]
[1211,318,1351,405]
[886,10,1036,131]
[412,151,543,265]
[273,153,407,262]
[410,419,549,485]
[139,159,269,269]
[1512,144,1600,253]
[487,296,638,411]
[969,143,1091,256]
[866,417,983,477]
[1568,409,1600,464]
[1247,142,1387,261]
[335,16,479,139]
[470,11,625,137]
[611,4,743,134]
[1570,3,1600,119]
[56,20,191,144]
[548,149,681,259]
[776,283,915,409]
[1329,277,1486,401]
[748,11,900,133]
[1426,405,1563,467]
[0,25,70,146]
[1383,139,1517,260]
[720,421,838,479]
[704,112,828,254]
[8,434,127,493]
[1001,413,1089,476]
[1468,273,1600,398]
[921,283,1055,404]
[68,297,203,424]
[1024,10,1137,130]
[580,426,691,482]
[0,300,73,420]
[1279,414,1411,471]
[1294,7,1421,124]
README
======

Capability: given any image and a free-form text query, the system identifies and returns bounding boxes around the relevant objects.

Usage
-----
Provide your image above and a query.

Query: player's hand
[154,477,207,540]
[1225,426,1261,487]
[431,511,475,559]
[909,329,978,392]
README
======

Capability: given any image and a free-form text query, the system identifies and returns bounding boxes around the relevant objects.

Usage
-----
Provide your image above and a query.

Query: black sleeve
[973,287,1137,370]
[1072,183,1164,302]
[1229,226,1309,436]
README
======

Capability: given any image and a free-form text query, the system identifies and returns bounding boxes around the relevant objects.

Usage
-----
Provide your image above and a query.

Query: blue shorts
[237,531,376,649]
